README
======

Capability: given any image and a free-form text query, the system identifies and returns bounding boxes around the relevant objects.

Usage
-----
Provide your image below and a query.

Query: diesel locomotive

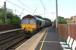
[21,15,51,33]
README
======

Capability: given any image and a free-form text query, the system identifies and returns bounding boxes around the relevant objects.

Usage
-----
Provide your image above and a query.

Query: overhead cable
[18,0,33,11]
[6,0,32,13]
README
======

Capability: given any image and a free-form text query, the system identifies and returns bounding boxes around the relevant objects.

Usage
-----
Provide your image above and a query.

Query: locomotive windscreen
[21,18,36,24]
[21,19,29,24]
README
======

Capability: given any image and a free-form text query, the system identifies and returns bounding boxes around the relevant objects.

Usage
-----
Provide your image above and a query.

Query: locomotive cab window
[29,19,36,24]
[21,18,29,24]
[21,18,36,24]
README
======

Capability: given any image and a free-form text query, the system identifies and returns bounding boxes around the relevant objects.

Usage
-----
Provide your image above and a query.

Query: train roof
[22,15,35,19]
[34,15,45,21]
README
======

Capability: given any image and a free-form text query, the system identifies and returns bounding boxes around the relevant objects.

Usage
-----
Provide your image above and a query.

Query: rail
[0,28,26,50]
[0,28,21,34]
[15,28,47,50]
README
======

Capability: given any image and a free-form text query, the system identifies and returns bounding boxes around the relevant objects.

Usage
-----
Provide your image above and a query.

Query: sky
[0,0,76,21]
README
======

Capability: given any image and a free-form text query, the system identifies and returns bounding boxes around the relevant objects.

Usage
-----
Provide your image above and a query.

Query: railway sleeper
[0,33,24,45]
[0,33,22,42]
[0,35,25,50]
[0,31,21,41]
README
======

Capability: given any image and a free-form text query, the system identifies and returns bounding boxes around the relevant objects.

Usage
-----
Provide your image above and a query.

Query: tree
[57,16,67,24]
[0,8,21,25]
[11,15,20,25]
[0,8,5,24]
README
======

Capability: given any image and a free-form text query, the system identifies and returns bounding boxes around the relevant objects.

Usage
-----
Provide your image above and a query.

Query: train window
[21,19,29,24]
[21,18,36,24]
[29,19,36,24]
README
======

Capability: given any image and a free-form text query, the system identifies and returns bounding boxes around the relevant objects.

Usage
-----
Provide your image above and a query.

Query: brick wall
[0,25,20,31]
[58,24,76,40]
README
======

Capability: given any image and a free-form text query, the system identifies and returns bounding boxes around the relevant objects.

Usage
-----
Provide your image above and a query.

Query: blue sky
[0,0,76,21]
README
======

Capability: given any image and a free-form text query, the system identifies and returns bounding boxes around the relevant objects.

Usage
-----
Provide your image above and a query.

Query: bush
[58,16,67,24]
[0,8,21,25]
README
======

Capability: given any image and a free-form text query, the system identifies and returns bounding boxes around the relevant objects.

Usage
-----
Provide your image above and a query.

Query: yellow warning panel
[21,24,37,32]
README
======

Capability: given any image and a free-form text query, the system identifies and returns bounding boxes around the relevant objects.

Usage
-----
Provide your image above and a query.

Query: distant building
[71,16,76,24]
[65,18,71,24]
[66,16,76,24]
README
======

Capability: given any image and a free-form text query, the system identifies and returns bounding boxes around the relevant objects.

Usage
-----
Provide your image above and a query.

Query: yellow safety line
[40,41,59,43]
[39,30,47,50]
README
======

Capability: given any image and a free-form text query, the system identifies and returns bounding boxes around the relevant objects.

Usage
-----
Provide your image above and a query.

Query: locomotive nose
[21,24,36,32]
[25,24,36,32]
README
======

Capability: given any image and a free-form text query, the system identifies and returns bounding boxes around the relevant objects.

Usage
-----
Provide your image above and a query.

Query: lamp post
[56,0,58,29]
[4,1,7,24]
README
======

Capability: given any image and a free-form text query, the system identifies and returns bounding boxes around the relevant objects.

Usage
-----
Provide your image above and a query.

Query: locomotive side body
[34,15,45,28]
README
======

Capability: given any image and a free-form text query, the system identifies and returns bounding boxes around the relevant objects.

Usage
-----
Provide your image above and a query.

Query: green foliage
[0,8,5,24]
[10,15,20,25]
[0,19,5,24]
[0,8,4,17]
[0,8,21,25]
[58,16,67,24]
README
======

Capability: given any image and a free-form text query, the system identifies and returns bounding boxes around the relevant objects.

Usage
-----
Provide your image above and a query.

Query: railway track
[0,29,30,50]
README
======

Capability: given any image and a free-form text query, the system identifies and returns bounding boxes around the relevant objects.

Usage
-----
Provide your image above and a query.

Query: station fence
[58,24,76,40]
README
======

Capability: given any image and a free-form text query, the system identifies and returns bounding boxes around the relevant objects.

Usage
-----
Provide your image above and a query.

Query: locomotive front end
[21,15,37,33]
